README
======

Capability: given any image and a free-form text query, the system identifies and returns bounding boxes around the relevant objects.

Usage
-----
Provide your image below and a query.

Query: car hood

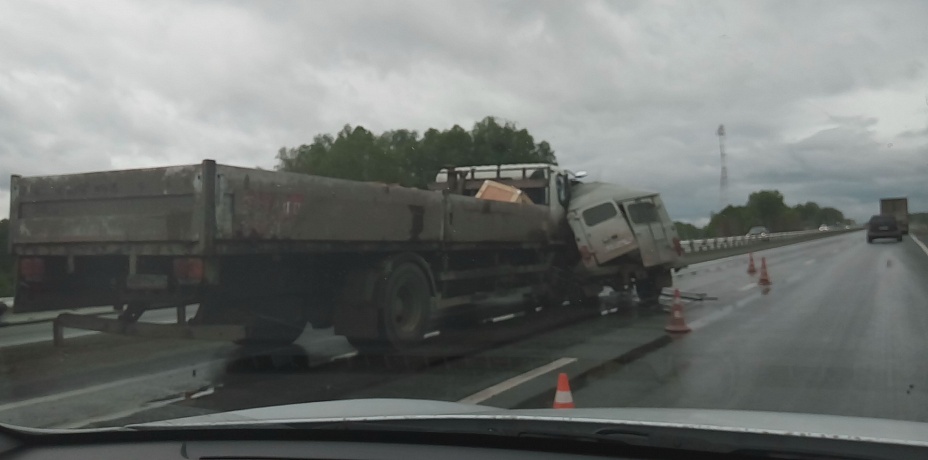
[133,398,928,447]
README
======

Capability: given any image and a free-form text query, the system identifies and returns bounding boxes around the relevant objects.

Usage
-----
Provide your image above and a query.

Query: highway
[3,230,928,428]
[0,307,199,348]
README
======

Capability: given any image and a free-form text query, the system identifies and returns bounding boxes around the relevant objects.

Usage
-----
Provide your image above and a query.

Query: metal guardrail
[680,227,863,254]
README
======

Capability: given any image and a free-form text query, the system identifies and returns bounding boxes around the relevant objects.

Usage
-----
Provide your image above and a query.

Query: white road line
[490,313,516,323]
[0,360,221,413]
[53,387,216,429]
[911,234,928,258]
[330,351,358,361]
[804,259,816,265]
[737,283,756,292]
[457,357,577,405]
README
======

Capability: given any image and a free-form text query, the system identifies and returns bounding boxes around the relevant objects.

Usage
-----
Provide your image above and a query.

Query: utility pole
[717,124,728,210]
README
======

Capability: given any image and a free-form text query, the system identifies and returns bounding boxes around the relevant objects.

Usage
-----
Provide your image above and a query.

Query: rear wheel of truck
[379,262,432,350]
[346,261,432,354]
[636,268,673,308]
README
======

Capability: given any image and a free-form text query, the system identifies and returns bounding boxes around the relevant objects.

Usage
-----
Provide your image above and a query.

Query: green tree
[819,207,845,226]
[276,116,557,188]
[746,190,790,231]
[702,191,850,236]
[674,221,704,239]
[705,205,757,237]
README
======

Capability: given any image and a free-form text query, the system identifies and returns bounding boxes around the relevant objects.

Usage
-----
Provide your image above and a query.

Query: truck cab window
[582,202,618,226]
[627,202,659,223]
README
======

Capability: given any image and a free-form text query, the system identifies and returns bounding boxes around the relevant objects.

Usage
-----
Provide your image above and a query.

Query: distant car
[746,226,770,241]
[818,224,829,231]
[867,215,902,243]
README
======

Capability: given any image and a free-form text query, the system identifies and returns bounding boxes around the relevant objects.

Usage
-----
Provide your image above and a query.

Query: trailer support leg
[53,317,64,347]
[176,304,187,325]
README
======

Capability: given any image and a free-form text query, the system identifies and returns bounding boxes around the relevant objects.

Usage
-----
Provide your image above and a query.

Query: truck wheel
[635,278,659,306]
[636,269,672,308]
[378,262,432,350]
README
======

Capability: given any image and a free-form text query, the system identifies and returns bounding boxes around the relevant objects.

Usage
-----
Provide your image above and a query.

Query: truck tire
[636,268,673,307]
[377,261,432,350]
[635,277,659,307]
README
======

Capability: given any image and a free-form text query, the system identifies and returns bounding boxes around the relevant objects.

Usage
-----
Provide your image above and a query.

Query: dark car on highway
[867,214,903,243]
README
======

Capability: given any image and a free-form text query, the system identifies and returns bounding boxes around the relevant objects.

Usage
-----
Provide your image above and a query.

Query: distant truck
[8,161,683,349]
[880,198,909,235]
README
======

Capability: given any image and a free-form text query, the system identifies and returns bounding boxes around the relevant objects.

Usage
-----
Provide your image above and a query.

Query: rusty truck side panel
[214,166,446,243]
[11,165,202,245]
[213,165,554,247]
[443,194,552,244]
[10,161,558,255]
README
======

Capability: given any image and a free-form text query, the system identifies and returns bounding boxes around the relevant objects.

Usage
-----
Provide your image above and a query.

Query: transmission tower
[717,124,728,210]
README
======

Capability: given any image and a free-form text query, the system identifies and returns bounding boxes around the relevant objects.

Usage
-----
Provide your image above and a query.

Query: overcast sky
[2,0,927,224]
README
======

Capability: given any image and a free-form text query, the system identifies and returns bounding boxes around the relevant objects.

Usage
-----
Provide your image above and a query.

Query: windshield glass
[3,0,928,449]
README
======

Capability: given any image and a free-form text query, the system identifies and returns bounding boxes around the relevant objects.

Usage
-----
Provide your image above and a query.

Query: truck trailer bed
[10,160,558,256]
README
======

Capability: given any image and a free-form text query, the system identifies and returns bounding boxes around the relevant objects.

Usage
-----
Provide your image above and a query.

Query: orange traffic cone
[747,253,757,275]
[553,373,575,409]
[664,289,691,333]
[758,257,772,286]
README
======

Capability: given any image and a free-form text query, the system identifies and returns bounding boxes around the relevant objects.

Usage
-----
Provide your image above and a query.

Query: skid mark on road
[687,292,762,330]
[457,357,577,404]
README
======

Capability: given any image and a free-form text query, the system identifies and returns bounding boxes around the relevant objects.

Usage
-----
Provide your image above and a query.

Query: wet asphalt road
[4,230,928,428]
[569,232,928,422]
[0,307,199,348]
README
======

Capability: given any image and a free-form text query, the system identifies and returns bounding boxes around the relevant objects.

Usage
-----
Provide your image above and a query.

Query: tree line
[674,190,851,239]
[276,116,557,188]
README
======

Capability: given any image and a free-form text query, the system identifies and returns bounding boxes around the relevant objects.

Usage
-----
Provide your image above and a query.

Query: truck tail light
[173,258,204,284]
[19,258,46,282]
[672,237,683,256]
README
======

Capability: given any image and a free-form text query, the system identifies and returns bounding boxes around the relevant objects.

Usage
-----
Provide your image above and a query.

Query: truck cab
[434,163,682,301]
[567,182,681,270]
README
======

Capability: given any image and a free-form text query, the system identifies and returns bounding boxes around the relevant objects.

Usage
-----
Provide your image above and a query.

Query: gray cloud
[1,0,927,223]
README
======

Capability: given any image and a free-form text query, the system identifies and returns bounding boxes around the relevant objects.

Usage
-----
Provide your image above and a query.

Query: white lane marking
[53,387,217,429]
[423,330,441,339]
[331,351,358,361]
[490,313,516,323]
[804,259,815,265]
[0,360,221,413]
[737,283,756,292]
[911,234,928,258]
[457,357,577,405]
